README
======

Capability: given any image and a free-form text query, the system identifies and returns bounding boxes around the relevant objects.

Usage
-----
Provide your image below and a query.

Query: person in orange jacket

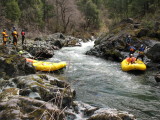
[12,29,18,46]
[1,29,8,45]
[126,54,136,64]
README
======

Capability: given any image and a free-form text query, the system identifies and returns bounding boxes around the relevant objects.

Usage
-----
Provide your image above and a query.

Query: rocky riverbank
[86,18,160,82]
[86,18,160,62]
[0,34,136,120]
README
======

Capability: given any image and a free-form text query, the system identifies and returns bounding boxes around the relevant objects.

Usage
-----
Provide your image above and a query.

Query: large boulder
[24,43,54,59]
[8,74,76,107]
[0,88,65,120]
[86,33,127,62]
[87,108,135,120]
[155,73,160,82]
[137,28,149,38]
[0,45,35,79]
[146,43,160,62]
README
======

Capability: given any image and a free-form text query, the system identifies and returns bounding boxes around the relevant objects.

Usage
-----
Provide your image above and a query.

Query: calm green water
[48,41,160,120]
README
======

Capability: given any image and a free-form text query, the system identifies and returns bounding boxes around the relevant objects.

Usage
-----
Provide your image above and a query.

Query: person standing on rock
[12,29,18,46]
[1,29,8,46]
[125,35,132,50]
[21,29,25,45]
[136,44,145,61]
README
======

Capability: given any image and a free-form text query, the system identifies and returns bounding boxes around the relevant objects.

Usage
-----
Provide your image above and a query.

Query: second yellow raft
[26,58,67,71]
[121,59,146,71]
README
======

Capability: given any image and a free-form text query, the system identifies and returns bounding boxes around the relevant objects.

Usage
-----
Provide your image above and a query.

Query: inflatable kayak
[26,58,67,71]
[121,59,146,71]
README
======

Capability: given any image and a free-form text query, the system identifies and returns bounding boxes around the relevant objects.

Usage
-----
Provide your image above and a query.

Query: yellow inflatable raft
[26,58,67,71]
[121,59,146,71]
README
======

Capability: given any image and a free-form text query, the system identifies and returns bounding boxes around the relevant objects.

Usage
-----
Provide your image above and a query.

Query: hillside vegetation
[0,0,160,37]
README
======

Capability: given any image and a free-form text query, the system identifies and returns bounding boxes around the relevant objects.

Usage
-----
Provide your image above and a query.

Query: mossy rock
[0,88,19,102]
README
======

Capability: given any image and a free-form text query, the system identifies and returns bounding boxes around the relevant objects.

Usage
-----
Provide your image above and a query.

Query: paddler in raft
[124,35,132,50]
[126,54,136,64]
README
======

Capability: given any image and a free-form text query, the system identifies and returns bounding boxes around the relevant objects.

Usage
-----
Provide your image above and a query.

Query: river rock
[0,88,65,120]
[10,74,75,108]
[137,28,149,38]
[146,43,160,62]
[155,73,160,82]
[154,21,160,31]
[25,45,54,59]
[86,18,160,62]
[149,32,160,39]
[18,50,34,58]
[0,45,36,79]
[73,101,98,116]
[86,33,126,62]
[87,108,136,120]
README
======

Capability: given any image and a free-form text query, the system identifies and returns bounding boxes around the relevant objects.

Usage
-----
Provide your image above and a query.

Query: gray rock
[0,92,65,120]
[155,73,160,82]
[146,43,160,62]
[29,92,41,100]
[11,74,75,107]
[87,108,136,120]
[137,28,149,38]
[0,46,35,79]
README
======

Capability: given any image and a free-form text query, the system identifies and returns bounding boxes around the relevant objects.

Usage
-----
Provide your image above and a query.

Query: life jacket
[138,47,145,54]
[2,32,6,36]
[12,31,18,38]
[129,46,136,51]
[2,32,8,41]
[126,57,136,63]
[21,32,25,36]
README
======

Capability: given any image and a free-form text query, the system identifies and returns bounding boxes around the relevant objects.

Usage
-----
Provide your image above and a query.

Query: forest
[0,0,160,37]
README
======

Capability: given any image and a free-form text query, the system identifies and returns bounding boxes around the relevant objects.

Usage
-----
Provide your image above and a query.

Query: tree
[6,0,21,22]
[78,0,101,29]
[56,0,74,33]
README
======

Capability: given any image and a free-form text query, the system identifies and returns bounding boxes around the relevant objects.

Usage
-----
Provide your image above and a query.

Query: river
[48,41,160,120]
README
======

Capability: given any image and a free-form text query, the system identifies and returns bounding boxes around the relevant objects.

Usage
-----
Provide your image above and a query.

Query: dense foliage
[0,0,159,36]
[105,0,160,19]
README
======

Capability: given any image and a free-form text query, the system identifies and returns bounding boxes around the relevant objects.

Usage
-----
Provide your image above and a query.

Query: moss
[29,109,45,118]
[37,74,48,80]
[4,88,19,95]
[45,83,52,87]
[31,77,44,84]
[0,88,19,102]
[5,55,20,64]
[30,82,48,89]
[3,75,10,80]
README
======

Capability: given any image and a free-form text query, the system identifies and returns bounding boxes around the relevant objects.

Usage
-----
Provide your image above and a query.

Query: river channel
[48,41,160,120]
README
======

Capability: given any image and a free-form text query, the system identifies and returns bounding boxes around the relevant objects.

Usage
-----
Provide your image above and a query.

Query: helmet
[128,35,131,38]
[129,54,133,57]
[141,44,144,47]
